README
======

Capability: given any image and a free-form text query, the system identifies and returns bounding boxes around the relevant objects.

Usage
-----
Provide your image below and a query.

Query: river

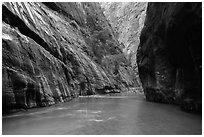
[2,95,202,135]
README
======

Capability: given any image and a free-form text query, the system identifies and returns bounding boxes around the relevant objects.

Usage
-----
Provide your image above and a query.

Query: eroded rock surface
[100,2,147,91]
[101,2,147,71]
[2,2,138,113]
[137,2,202,113]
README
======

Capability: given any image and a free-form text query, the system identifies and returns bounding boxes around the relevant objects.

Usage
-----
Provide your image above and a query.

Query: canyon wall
[137,2,202,113]
[101,2,147,91]
[2,2,138,113]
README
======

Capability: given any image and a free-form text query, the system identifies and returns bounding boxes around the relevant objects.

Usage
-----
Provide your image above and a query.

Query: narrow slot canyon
[2,2,202,135]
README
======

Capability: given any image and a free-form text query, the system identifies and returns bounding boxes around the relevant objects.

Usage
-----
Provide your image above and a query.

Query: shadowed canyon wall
[2,2,139,113]
[137,2,202,113]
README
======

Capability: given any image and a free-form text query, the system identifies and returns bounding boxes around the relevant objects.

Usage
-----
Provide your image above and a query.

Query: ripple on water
[2,95,201,135]
[89,119,104,122]
[76,110,101,114]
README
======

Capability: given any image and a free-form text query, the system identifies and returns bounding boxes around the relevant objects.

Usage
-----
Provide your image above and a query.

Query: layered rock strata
[2,2,138,113]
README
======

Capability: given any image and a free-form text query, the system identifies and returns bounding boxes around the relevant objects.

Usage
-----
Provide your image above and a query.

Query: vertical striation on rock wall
[137,2,202,113]
[100,2,147,91]
[2,2,138,113]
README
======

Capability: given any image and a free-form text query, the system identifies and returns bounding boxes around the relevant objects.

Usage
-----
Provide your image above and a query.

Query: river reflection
[2,95,202,135]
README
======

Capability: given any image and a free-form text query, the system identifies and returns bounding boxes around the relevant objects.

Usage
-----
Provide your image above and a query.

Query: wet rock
[2,2,137,113]
[137,2,202,113]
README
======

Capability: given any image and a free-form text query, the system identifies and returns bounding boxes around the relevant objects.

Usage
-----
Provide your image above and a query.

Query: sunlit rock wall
[2,2,138,113]
[101,2,147,71]
[100,2,147,91]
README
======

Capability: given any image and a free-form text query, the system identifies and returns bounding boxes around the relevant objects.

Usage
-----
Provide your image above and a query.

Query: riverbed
[2,95,202,135]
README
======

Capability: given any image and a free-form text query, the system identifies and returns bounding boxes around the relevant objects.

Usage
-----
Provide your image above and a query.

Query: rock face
[100,2,147,70]
[137,2,202,113]
[2,2,138,113]
[100,2,147,90]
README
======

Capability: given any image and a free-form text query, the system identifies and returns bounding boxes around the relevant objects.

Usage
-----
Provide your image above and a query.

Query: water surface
[2,95,202,135]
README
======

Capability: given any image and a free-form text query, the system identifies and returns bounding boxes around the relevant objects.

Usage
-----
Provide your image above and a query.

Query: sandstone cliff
[137,2,202,113]
[2,2,138,113]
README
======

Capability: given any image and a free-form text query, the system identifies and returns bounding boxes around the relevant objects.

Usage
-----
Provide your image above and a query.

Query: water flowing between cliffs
[2,95,201,135]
